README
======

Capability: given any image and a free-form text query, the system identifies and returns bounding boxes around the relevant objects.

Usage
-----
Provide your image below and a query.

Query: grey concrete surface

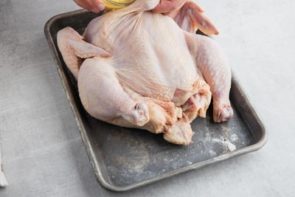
[0,0,294,196]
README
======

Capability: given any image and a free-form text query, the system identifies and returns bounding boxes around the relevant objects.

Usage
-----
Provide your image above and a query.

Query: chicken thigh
[57,0,233,145]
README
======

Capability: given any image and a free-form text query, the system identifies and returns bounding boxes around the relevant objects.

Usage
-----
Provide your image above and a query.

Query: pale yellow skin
[57,0,233,145]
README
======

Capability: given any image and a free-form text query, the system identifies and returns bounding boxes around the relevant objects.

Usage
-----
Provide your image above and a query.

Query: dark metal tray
[44,10,266,192]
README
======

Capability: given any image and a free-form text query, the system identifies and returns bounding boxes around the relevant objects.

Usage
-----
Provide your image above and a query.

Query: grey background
[0,0,294,196]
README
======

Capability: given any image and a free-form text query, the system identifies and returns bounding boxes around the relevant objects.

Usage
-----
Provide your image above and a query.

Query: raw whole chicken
[57,0,233,145]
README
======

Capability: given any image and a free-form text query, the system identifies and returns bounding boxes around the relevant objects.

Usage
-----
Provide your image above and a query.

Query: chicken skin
[57,0,233,145]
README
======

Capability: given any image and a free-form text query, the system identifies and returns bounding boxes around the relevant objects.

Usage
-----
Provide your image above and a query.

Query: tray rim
[44,9,267,192]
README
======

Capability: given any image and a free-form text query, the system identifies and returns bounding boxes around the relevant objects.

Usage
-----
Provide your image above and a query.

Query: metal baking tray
[44,10,266,192]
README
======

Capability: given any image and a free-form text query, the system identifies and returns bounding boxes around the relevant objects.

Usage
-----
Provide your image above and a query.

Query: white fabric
[0,140,8,187]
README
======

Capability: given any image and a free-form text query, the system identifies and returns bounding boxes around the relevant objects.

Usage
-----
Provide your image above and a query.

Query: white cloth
[0,140,8,187]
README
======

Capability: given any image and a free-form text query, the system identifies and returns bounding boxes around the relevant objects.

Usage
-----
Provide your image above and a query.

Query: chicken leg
[78,57,151,126]
[185,33,234,122]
